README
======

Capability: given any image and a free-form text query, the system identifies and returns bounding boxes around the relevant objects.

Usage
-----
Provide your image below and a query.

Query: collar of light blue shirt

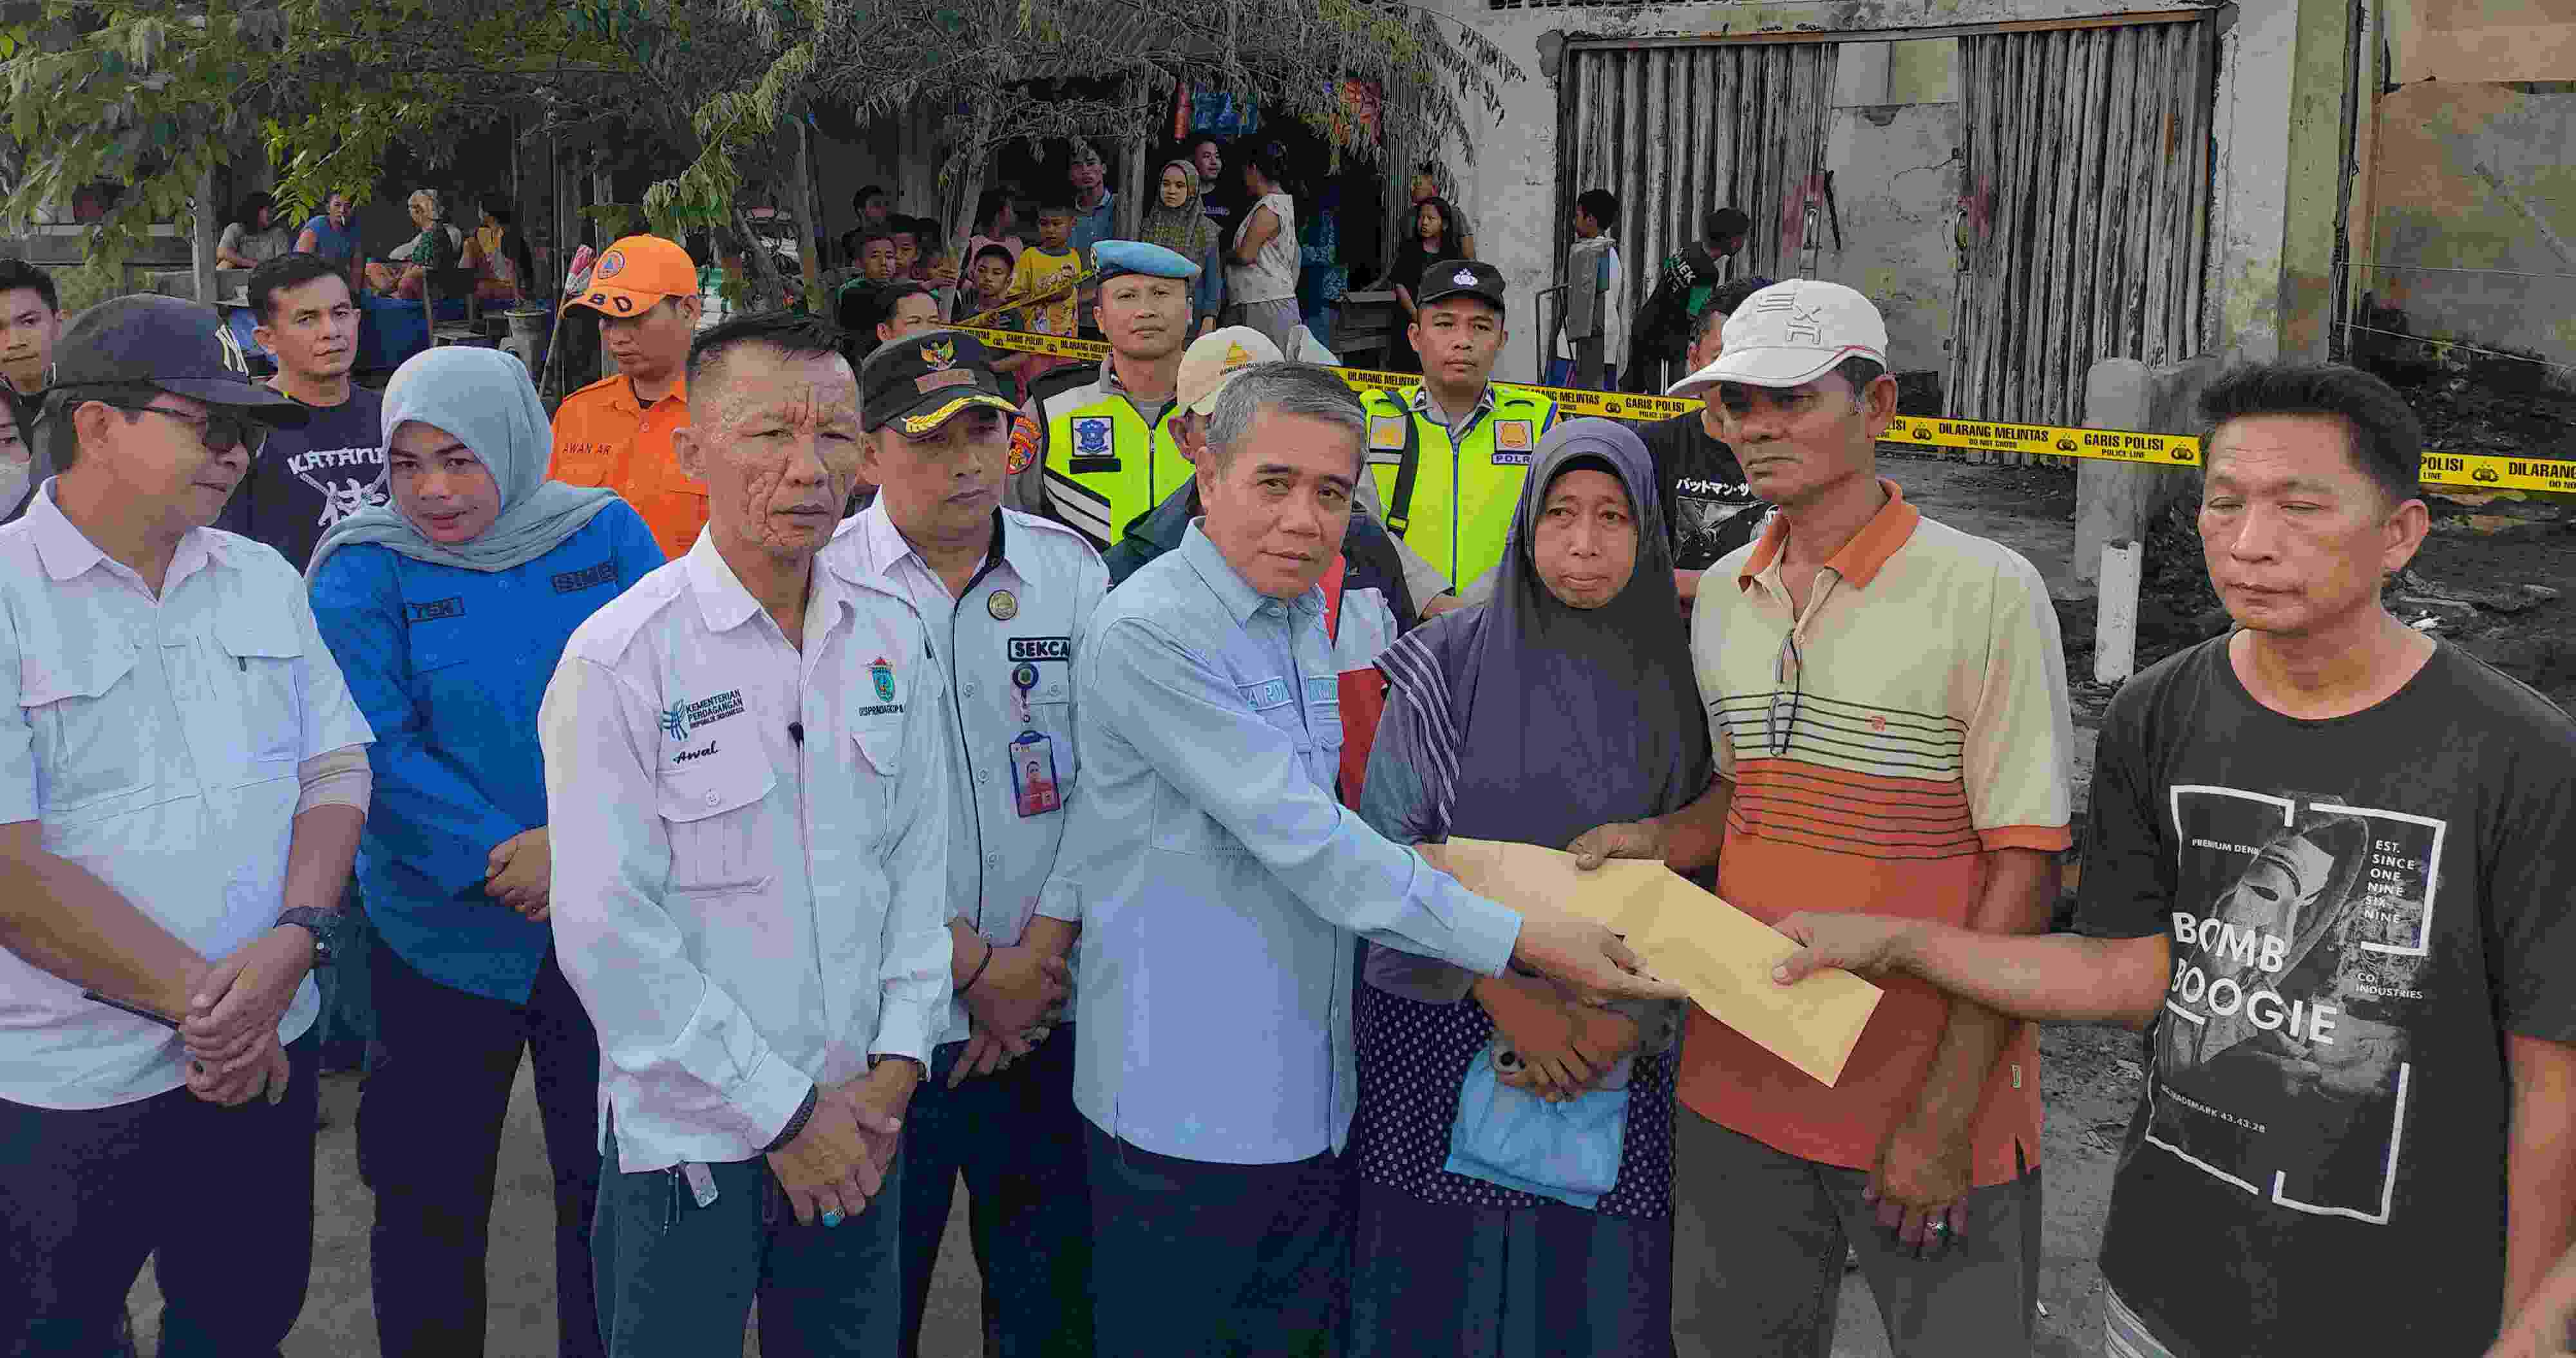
[683,529,867,636]
[25,479,214,590]
[1179,518,1323,627]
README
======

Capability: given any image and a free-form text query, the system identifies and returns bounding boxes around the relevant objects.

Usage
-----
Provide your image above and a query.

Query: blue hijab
[305,347,622,579]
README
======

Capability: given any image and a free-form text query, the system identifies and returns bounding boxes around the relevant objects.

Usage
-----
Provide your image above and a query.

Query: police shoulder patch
[1368,415,1408,451]
[1007,415,1040,474]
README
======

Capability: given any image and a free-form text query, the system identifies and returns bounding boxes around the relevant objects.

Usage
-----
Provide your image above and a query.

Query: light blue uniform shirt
[1039,522,1521,1165]
[838,503,1108,1046]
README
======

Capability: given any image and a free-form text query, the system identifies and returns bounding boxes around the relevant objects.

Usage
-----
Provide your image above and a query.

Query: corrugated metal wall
[1557,42,1840,344]
[1949,20,2215,440]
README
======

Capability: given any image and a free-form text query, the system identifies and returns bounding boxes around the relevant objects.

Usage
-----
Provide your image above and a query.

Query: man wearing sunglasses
[0,294,375,1353]
[1567,279,2076,1357]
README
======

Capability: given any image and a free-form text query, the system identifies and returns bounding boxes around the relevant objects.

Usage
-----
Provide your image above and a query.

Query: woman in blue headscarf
[1345,418,1708,1357]
[308,346,664,1358]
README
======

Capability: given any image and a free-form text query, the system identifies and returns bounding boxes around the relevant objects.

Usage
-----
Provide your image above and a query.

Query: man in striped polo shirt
[1572,279,2075,1355]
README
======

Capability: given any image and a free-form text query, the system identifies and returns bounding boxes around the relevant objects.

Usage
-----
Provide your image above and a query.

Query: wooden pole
[791,114,822,307]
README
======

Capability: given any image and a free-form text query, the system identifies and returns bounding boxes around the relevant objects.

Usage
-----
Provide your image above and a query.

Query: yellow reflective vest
[1356,384,1559,592]
[1035,377,1186,550]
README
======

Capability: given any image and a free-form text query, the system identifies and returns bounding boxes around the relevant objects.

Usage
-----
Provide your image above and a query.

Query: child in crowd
[1010,201,1086,388]
[857,231,899,286]
[1554,188,1625,391]
[958,243,1035,399]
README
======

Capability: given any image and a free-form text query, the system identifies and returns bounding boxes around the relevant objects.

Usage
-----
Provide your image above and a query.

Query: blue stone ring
[821,1209,844,1229]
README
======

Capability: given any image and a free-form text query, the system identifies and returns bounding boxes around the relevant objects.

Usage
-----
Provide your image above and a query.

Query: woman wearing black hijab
[1345,419,1704,1357]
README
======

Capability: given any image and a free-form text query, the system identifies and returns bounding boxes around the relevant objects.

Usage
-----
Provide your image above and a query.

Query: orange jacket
[549,373,700,560]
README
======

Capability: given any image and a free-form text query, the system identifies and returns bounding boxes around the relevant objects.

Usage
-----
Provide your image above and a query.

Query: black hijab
[1379,418,1712,849]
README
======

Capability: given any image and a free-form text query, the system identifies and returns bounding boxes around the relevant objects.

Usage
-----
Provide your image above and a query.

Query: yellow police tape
[950,325,2573,494]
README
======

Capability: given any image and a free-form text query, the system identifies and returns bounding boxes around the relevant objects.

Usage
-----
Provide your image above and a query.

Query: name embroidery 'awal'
[673,740,721,763]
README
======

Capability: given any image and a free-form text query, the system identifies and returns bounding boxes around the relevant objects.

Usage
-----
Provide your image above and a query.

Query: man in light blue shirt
[1039,361,1677,1355]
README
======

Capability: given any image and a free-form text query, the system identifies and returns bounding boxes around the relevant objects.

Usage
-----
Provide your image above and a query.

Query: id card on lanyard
[1009,662,1062,818]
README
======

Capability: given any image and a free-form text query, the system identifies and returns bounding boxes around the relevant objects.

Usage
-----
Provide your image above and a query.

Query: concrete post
[191,164,220,303]
[2075,359,2157,587]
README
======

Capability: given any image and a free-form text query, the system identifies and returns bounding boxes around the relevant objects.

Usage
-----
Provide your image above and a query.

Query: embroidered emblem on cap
[215,323,249,376]
[988,590,1019,621]
[596,250,628,279]
[1224,343,1255,370]
[1751,287,1827,346]
[921,339,956,369]
[1451,269,1478,287]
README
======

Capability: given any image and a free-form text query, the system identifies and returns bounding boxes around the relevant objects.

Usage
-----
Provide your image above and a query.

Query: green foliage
[2,0,1515,299]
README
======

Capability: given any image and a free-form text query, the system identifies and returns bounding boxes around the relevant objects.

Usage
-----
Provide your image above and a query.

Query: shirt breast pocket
[215,611,305,775]
[19,641,146,819]
[850,722,904,835]
[658,760,775,897]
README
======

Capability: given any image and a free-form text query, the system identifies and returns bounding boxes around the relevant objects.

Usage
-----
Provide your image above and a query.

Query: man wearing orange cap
[551,235,705,559]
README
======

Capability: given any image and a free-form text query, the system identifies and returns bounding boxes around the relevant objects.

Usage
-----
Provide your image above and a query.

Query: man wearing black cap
[1355,258,1558,608]
[0,294,376,1353]
[837,330,1103,1357]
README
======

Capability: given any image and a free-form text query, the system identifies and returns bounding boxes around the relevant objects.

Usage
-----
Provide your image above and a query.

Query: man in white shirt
[0,294,374,1353]
[836,329,1103,1357]
[542,310,952,1355]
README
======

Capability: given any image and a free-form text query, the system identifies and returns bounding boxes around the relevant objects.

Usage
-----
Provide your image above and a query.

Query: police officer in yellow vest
[1358,259,1558,605]
[1003,240,1197,549]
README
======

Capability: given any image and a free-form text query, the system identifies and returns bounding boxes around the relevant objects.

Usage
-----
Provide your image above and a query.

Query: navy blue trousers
[1085,1122,1349,1358]
[360,943,602,1358]
[896,1030,1092,1358]
[0,1032,320,1357]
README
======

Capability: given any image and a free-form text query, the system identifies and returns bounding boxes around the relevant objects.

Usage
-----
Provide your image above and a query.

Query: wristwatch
[869,1053,928,1082]
[273,907,339,967]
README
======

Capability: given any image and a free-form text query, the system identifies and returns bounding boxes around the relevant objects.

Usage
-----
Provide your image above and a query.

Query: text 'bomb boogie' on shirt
[2074,636,2576,1356]
[1012,247,1084,340]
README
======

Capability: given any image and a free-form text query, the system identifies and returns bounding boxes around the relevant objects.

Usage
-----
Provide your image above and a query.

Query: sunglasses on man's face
[88,401,267,457]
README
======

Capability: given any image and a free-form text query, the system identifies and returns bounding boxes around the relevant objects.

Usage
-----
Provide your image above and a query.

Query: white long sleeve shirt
[540,533,952,1173]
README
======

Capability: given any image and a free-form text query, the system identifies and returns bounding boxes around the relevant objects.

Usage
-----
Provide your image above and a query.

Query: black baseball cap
[1414,258,1506,314]
[858,329,1019,435]
[50,295,308,426]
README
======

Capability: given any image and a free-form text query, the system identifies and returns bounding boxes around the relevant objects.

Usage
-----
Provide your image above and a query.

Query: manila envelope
[1417,838,1884,1088]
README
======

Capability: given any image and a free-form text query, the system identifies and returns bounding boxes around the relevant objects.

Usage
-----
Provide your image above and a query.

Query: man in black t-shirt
[221,253,386,570]
[1765,361,2576,1357]
[1639,275,1770,609]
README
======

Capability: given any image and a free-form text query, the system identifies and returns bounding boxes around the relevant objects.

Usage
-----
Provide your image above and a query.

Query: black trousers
[361,945,603,1358]
[1085,1122,1349,1358]
[0,1032,321,1357]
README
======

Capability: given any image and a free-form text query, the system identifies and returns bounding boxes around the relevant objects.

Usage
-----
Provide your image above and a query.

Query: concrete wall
[2356,18,2576,370]
[1823,39,1958,376]
[1440,0,2324,386]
